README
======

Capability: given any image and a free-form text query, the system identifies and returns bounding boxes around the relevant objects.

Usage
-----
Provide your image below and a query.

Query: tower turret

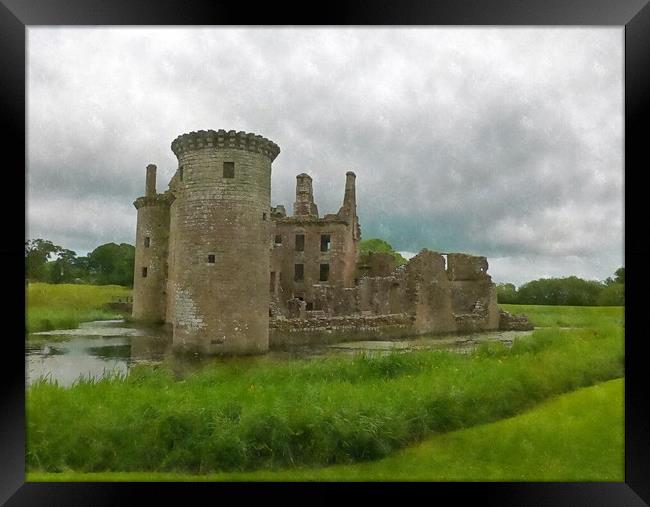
[132,164,172,322]
[167,129,280,354]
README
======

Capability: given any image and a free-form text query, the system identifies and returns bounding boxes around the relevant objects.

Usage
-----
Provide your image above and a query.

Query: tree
[358,238,408,267]
[47,248,78,284]
[87,243,135,286]
[599,267,624,306]
[25,239,63,281]
[516,276,604,306]
[614,267,625,285]
[597,283,624,306]
[496,283,519,304]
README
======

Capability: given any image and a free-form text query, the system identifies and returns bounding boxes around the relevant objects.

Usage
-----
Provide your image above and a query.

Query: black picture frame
[3,0,648,504]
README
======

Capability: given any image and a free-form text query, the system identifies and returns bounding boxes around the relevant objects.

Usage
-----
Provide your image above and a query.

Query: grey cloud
[26,27,624,282]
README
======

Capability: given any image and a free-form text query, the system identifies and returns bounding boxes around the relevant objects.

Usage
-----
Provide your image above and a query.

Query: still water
[26,319,533,387]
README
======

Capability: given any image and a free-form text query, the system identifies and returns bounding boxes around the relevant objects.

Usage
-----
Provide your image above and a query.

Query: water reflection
[26,320,172,387]
[26,320,533,387]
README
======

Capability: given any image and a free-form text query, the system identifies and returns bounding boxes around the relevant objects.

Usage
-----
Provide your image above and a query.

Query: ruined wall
[269,313,414,347]
[446,253,490,281]
[273,219,349,307]
[357,275,408,315]
[271,171,359,313]
[359,251,397,278]
[132,165,172,322]
[167,129,280,354]
[445,253,499,332]
[354,249,501,336]
[403,250,456,334]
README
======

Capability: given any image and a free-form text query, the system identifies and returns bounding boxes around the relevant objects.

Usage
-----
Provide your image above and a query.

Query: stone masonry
[132,129,532,355]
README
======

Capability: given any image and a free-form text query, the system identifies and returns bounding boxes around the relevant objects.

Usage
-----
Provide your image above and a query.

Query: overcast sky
[26,27,623,286]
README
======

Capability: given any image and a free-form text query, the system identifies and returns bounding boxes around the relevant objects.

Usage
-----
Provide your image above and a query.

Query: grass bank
[500,304,623,329]
[27,317,623,473]
[28,378,623,481]
[26,283,132,333]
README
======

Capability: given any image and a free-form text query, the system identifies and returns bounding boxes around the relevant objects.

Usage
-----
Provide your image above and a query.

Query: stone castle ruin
[132,129,531,355]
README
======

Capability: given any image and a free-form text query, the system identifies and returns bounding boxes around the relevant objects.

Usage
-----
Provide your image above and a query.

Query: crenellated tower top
[170,129,281,161]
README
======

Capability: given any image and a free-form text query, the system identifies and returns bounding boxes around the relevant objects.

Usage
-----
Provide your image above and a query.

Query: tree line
[496,268,624,306]
[25,239,135,287]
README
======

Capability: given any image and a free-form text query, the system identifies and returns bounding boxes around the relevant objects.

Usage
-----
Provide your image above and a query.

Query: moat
[26,319,534,387]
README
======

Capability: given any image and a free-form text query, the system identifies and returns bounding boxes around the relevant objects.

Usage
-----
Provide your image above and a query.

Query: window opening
[320,234,331,252]
[319,263,329,282]
[295,234,305,251]
[223,162,235,178]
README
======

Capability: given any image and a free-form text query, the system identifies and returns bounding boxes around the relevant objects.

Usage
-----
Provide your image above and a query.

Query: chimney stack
[293,173,318,217]
[145,164,157,197]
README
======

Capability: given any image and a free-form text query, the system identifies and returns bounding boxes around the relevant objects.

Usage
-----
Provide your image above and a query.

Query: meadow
[26,283,132,333]
[26,302,624,479]
[500,303,624,329]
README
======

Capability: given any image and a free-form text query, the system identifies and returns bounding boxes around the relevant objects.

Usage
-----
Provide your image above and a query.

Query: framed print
[3,0,649,504]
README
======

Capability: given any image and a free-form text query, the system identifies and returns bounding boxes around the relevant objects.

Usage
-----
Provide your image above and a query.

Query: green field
[26,283,132,333]
[500,303,624,329]
[28,378,623,482]
[26,304,624,480]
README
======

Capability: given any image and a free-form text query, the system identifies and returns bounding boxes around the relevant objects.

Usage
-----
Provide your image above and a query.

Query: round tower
[132,164,172,322]
[168,129,280,354]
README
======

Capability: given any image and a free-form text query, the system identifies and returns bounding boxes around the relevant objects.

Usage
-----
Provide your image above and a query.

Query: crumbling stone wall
[358,275,408,315]
[446,253,490,281]
[357,251,397,278]
[270,171,360,314]
[352,249,506,335]
[269,313,414,347]
[499,309,534,331]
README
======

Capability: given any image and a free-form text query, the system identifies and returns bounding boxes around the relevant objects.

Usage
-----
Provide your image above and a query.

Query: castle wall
[357,251,397,278]
[446,253,490,281]
[270,171,359,315]
[272,219,350,309]
[269,313,414,347]
[167,130,279,354]
[165,195,179,325]
[414,280,456,334]
[354,249,501,336]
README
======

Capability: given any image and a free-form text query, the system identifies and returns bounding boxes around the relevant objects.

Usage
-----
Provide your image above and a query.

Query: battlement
[133,191,175,210]
[170,129,281,161]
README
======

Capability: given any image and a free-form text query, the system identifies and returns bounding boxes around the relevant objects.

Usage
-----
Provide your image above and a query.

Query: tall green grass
[28,378,623,482]
[26,283,132,333]
[27,323,623,473]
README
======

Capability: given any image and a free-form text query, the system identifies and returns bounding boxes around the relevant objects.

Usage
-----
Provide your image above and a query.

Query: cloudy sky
[26,27,623,286]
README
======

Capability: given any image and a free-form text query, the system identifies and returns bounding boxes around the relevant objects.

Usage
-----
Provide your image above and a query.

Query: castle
[132,129,530,355]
